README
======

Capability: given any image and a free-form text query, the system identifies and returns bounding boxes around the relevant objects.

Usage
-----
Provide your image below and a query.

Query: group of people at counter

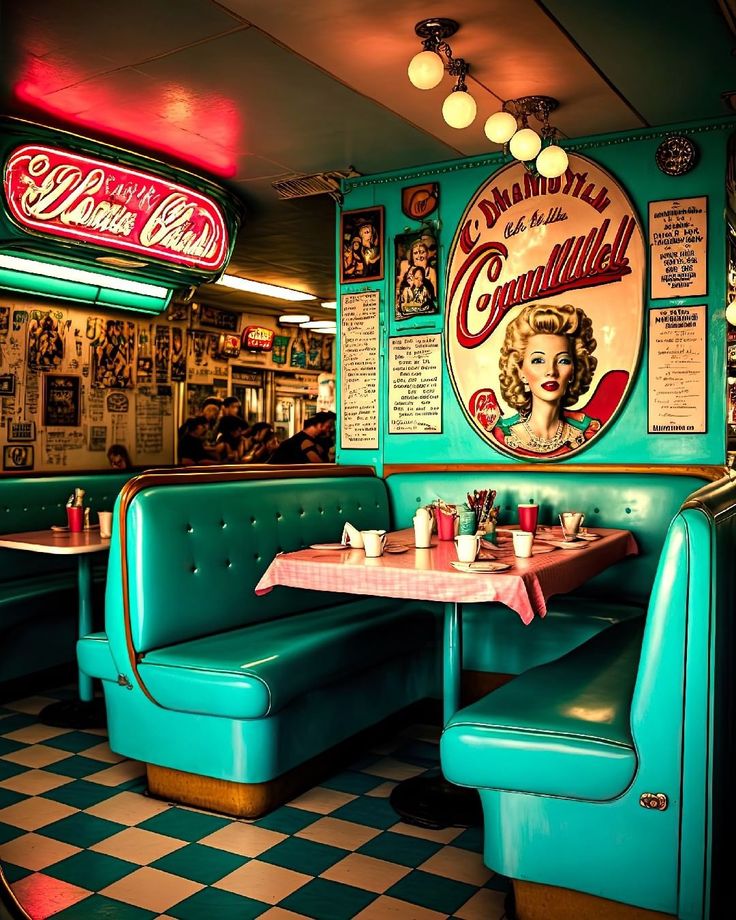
[178,396,336,466]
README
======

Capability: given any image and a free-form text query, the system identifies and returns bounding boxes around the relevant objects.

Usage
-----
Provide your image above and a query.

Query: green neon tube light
[0,253,173,314]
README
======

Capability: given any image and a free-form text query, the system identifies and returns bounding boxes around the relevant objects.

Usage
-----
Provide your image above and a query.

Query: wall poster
[445,154,645,460]
[648,305,706,434]
[394,230,439,321]
[388,334,442,434]
[340,290,380,449]
[649,197,707,299]
[42,374,81,427]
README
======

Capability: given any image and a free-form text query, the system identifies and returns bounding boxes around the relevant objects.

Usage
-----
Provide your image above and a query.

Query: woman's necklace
[521,417,566,452]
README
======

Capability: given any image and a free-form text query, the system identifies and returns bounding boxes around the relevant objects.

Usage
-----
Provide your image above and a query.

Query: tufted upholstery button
[319,508,324,515]
[191,565,198,574]
[276,513,283,520]
[625,507,632,514]
[594,507,600,514]
[186,524,194,533]
[220,520,227,528]
[299,509,305,517]
[337,507,342,513]
[357,504,363,511]
[225,559,232,568]
[250,517,256,524]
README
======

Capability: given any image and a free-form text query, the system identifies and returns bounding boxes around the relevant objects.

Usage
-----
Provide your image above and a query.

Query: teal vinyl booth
[440,471,736,920]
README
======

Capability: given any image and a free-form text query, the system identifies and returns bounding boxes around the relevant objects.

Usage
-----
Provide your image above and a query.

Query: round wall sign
[655,135,698,176]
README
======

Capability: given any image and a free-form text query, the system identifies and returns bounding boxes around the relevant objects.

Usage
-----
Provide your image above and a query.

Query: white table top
[0,529,110,555]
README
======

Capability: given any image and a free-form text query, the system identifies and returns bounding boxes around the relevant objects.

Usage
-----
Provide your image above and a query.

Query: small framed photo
[7,419,36,442]
[216,333,241,358]
[394,230,440,321]
[3,444,34,471]
[340,206,384,283]
[43,374,82,427]
[0,373,16,396]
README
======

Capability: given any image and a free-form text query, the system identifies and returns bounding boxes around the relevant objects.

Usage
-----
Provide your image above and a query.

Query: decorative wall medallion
[655,135,698,176]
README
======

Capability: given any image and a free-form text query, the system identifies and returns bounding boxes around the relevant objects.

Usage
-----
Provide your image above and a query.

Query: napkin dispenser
[342,521,364,548]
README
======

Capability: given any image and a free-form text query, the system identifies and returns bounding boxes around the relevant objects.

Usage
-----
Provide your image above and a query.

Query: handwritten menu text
[340,291,380,449]
[388,334,442,434]
[648,306,706,433]
[649,197,707,298]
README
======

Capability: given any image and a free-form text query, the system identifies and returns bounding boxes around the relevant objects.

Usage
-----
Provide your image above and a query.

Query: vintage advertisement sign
[648,305,706,433]
[242,325,275,352]
[3,144,229,270]
[648,197,707,299]
[445,154,645,460]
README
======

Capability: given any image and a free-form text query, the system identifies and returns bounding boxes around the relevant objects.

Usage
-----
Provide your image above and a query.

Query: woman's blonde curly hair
[499,304,597,411]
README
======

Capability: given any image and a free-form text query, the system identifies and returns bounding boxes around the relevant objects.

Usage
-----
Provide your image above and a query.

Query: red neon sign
[242,325,274,352]
[3,144,230,271]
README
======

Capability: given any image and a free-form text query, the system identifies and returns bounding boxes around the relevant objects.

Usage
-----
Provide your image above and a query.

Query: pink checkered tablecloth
[255,526,639,626]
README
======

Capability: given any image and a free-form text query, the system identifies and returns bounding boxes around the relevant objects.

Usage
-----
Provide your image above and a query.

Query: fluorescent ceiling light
[0,253,168,297]
[216,274,316,301]
[321,300,337,309]
[279,314,311,324]
[300,320,336,330]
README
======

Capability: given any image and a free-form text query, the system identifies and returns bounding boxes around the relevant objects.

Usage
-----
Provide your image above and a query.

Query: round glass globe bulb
[408,50,445,90]
[484,111,518,144]
[509,127,542,162]
[442,89,477,129]
[727,300,736,327]
[536,144,569,179]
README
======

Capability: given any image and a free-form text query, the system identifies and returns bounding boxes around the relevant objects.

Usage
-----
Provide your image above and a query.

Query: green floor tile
[137,807,229,841]
[0,787,24,808]
[150,843,246,886]
[281,877,375,919]
[0,760,25,781]
[41,779,122,810]
[453,826,484,853]
[166,886,267,919]
[357,830,442,867]
[259,835,346,875]
[331,796,399,829]
[255,804,321,834]
[45,755,110,779]
[0,737,24,756]
[41,812,127,848]
[321,770,385,795]
[0,862,30,884]
[387,869,476,915]
[392,740,441,766]
[45,850,137,890]
[0,822,23,845]
[43,732,105,754]
[53,894,156,919]
[0,714,35,734]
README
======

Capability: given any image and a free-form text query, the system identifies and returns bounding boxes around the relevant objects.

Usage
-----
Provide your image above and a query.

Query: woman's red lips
[541,381,559,391]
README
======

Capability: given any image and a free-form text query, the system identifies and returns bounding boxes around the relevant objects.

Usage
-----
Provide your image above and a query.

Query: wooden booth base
[513,880,675,920]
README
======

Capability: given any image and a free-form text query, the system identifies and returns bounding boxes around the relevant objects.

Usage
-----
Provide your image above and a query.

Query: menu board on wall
[648,305,706,433]
[340,291,380,449]
[649,197,707,298]
[388,334,442,434]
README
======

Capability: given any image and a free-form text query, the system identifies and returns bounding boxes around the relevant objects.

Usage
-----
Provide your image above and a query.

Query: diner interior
[1,2,736,919]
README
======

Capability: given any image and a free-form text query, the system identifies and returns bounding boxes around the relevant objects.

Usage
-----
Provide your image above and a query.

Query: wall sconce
[485,96,569,178]
[407,18,476,130]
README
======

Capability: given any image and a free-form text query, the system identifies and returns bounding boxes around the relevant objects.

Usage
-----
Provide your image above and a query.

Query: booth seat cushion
[137,597,438,719]
[442,617,644,800]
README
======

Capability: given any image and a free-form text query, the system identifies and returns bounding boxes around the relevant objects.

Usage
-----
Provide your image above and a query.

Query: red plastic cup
[435,509,457,541]
[517,503,538,536]
[67,506,84,533]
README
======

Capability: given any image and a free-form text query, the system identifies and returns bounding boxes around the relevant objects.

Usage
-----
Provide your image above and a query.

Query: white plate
[384,544,409,554]
[309,542,350,551]
[51,525,69,532]
[451,561,511,573]
[576,532,601,541]
[542,540,588,550]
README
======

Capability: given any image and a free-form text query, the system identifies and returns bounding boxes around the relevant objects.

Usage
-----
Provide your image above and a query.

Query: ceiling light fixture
[216,275,317,301]
[321,301,337,309]
[408,18,476,130]
[485,96,569,179]
[278,314,311,325]
[300,320,336,330]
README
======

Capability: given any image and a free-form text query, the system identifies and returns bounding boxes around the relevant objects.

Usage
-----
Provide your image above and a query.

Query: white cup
[413,514,433,548]
[98,510,113,539]
[342,522,364,548]
[512,530,534,558]
[361,529,387,558]
[560,511,585,541]
[455,534,481,563]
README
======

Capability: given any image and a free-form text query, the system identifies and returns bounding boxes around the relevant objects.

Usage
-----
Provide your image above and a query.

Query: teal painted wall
[336,118,735,471]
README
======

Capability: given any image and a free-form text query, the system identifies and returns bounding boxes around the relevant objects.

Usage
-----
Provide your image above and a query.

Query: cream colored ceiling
[1,0,734,320]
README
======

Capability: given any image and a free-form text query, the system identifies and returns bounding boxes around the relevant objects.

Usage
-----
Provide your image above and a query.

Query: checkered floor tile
[0,689,511,919]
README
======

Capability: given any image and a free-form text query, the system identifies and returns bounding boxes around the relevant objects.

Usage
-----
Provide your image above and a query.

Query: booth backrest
[385,469,712,605]
[110,468,389,653]
[0,472,133,581]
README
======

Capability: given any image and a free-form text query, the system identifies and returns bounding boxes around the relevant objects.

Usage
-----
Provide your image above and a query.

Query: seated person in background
[221,395,242,418]
[242,422,276,463]
[200,397,223,454]
[268,411,336,464]
[107,444,132,470]
[216,415,247,463]
[178,416,219,466]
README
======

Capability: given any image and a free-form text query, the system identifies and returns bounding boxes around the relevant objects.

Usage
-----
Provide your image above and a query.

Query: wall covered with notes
[337,118,734,470]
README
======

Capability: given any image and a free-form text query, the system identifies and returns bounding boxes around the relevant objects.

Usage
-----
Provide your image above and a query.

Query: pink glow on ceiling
[13,73,240,179]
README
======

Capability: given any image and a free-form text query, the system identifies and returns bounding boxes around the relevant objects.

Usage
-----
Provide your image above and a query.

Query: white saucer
[309,542,349,551]
[543,540,588,550]
[451,561,511,573]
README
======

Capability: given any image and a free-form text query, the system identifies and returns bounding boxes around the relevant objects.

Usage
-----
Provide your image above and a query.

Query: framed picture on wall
[3,445,34,471]
[340,206,384,283]
[394,230,439,321]
[43,374,82,427]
